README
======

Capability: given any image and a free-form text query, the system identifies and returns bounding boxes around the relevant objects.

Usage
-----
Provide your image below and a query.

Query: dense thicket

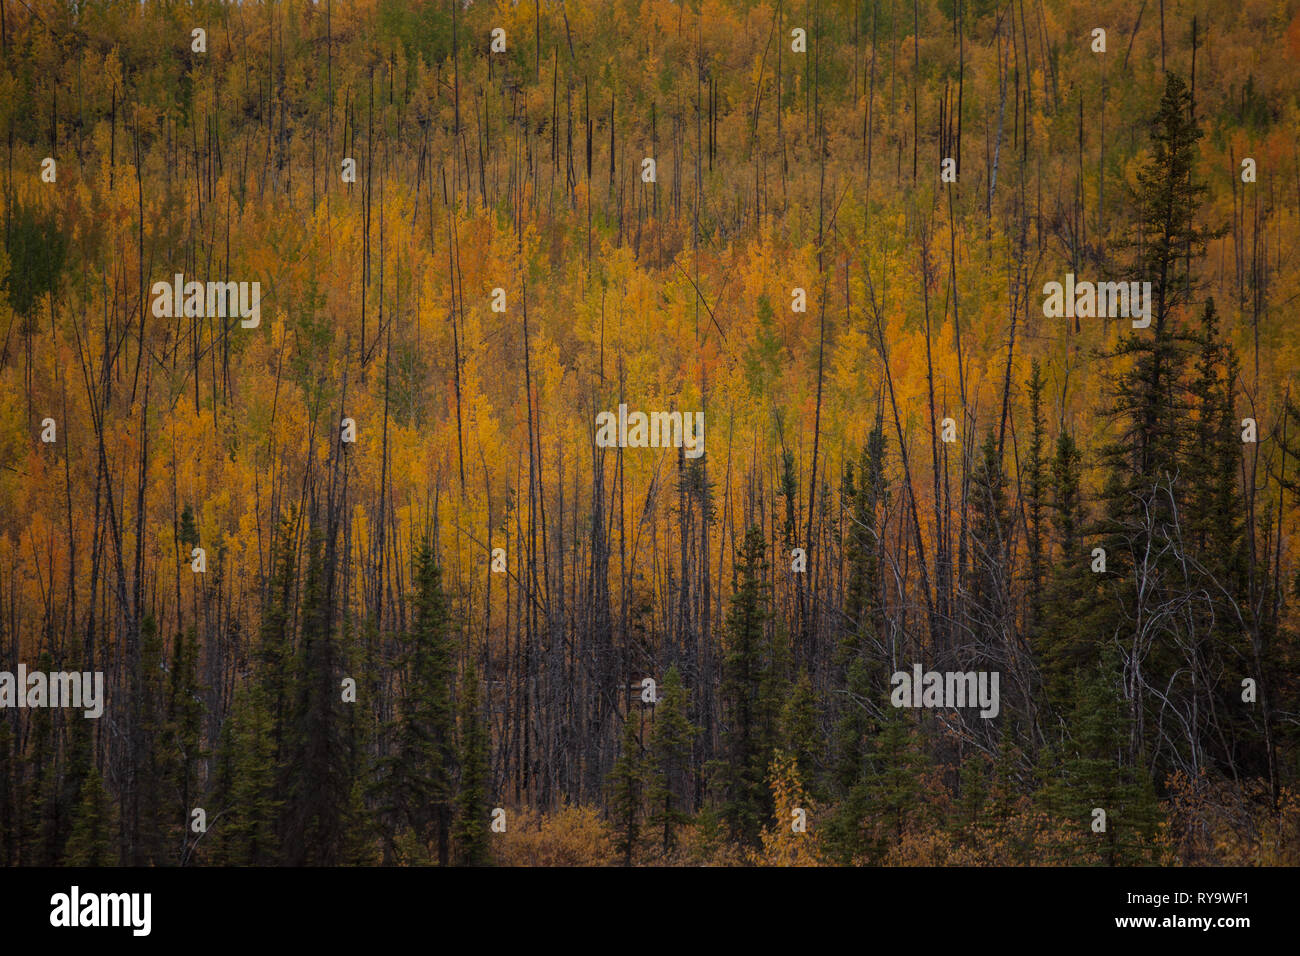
[1,0,1299,866]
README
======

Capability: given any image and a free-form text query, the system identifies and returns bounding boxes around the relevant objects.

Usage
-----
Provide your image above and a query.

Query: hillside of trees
[1,0,1300,866]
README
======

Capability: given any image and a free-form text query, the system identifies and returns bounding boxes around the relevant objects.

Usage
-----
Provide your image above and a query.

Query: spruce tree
[864,708,927,851]
[1095,74,1223,782]
[1185,299,1257,767]
[1190,300,1249,594]
[282,527,355,864]
[1038,432,1101,708]
[719,525,777,848]
[380,543,457,864]
[608,712,644,866]
[1040,655,1162,865]
[823,652,876,863]
[65,765,116,867]
[1098,70,1216,587]
[165,626,205,864]
[210,684,282,865]
[646,665,698,855]
[59,698,95,865]
[826,427,892,862]
[1099,71,1217,572]
[453,659,492,866]
[969,430,1011,649]
[338,614,377,866]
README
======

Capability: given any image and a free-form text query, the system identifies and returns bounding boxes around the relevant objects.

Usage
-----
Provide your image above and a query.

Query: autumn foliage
[0,0,1299,866]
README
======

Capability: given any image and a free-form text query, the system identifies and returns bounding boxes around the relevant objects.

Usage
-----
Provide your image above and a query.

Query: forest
[0,0,1299,867]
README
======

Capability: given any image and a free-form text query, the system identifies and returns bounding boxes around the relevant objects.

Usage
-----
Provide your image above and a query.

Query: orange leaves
[489,804,618,867]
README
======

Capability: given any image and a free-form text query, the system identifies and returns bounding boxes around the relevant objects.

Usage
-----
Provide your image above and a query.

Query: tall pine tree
[453,659,492,866]
[646,665,698,856]
[719,525,778,848]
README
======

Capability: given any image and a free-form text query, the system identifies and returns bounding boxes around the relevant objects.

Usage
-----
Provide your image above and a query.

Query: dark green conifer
[454,659,492,866]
